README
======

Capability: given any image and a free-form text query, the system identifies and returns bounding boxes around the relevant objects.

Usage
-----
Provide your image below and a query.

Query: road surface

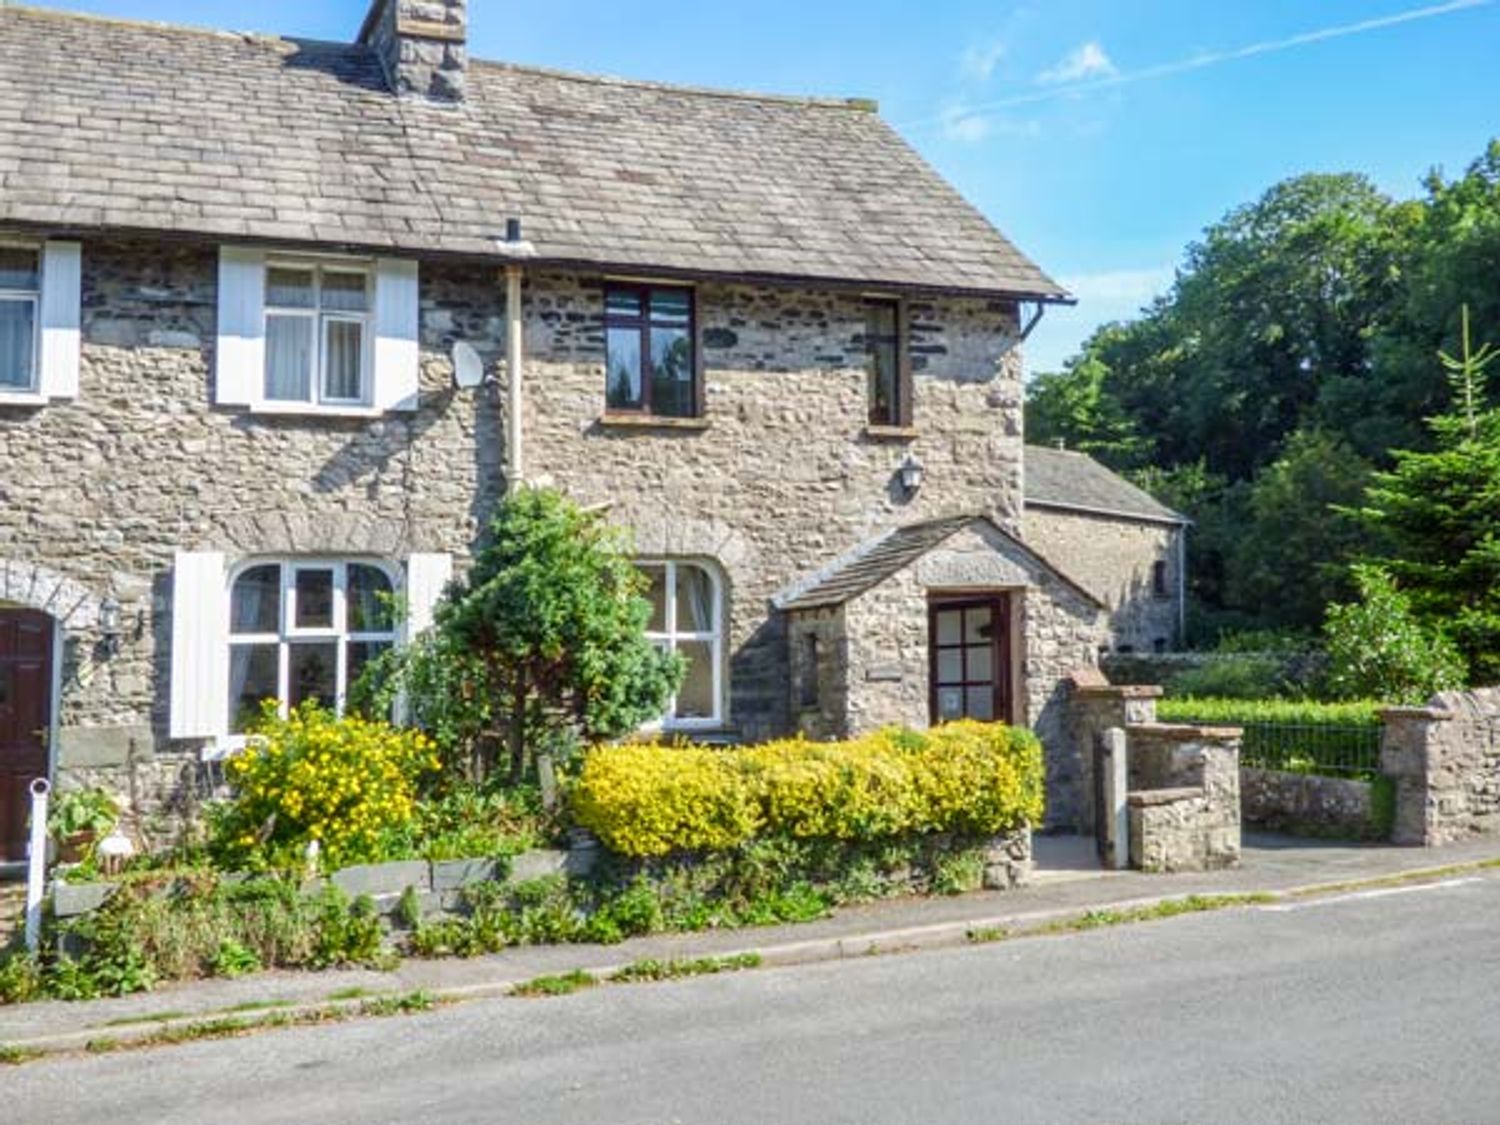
[8,875,1500,1123]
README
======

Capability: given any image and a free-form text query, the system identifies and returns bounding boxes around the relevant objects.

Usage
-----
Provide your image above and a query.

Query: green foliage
[208,939,262,979]
[1163,657,1288,701]
[1322,566,1467,704]
[48,788,120,841]
[570,722,1044,858]
[607,953,761,983]
[1353,309,1500,683]
[1026,143,1500,637]
[211,703,439,872]
[361,487,682,783]
[1157,697,1383,727]
[511,969,598,998]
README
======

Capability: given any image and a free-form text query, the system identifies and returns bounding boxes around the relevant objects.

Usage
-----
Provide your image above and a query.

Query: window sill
[598,412,711,432]
[0,391,50,407]
[862,424,919,442]
[248,401,385,419]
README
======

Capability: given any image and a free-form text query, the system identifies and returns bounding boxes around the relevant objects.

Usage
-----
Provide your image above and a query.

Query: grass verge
[607,954,761,983]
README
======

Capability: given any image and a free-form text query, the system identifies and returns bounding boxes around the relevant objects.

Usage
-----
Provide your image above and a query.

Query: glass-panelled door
[929,597,1013,725]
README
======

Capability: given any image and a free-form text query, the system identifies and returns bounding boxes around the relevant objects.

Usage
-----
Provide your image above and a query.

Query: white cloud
[1038,40,1116,84]
[937,104,1041,144]
[959,39,1006,82]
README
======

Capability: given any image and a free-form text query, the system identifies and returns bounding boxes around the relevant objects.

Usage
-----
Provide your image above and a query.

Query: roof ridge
[471,58,878,112]
[3,5,878,115]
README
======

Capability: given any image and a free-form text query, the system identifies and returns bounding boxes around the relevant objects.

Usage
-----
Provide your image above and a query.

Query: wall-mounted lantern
[99,596,122,657]
[899,453,925,495]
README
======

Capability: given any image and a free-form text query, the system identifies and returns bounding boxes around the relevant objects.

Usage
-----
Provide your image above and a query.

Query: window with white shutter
[215,247,419,415]
[0,239,80,403]
[169,550,229,741]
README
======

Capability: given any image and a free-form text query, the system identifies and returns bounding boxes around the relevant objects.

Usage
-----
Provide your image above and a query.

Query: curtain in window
[0,300,34,389]
[679,566,714,633]
[265,315,312,401]
[323,320,363,400]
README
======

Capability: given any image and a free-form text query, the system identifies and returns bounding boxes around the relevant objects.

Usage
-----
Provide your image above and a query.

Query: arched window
[227,559,396,734]
[637,560,725,729]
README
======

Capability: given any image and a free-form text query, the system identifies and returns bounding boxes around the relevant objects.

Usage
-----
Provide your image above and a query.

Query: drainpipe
[505,263,524,491]
[1176,527,1188,647]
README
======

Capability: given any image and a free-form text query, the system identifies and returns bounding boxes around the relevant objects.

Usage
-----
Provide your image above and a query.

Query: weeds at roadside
[511,970,598,998]
[966,926,1009,944]
[607,954,761,983]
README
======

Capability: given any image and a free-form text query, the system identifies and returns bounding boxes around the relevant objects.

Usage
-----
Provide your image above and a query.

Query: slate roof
[0,5,1068,299]
[774,514,1104,611]
[1024,446,1187,525]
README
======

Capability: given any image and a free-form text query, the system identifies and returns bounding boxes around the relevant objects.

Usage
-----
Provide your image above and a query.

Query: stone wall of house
[1381,691,1500,846]
[787,607,849,741]
[523,271,1027,742]
[0,241,502,841]
[1,240,1033,839]
[1023,506,1180,652]
[838,523,1106,829]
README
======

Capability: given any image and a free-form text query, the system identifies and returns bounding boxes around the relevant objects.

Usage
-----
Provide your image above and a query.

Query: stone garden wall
[1381,690,1500,846]
[1126,723,1242,872]
[1240,768,1384,840]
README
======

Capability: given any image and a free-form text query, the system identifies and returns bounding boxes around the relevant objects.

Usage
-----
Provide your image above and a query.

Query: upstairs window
[1152,559,1170,598]
[638,560,724,728]
[605,284,698,418]
[227,559,396,734]
[0,248,39,392]
[264,264,372,406]
[864,298,911,428]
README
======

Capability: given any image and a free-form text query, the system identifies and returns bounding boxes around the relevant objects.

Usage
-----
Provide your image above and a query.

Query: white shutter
[373,258,420,412]
[404,552,452,640]
[216,247,265,406]
[169,550,228,740]
[38,240,81,400]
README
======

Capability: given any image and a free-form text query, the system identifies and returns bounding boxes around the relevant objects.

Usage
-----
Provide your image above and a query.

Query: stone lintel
[1377,706,1456,722]
[396,18,466,42]
[1128,786,1203,808]
[1072,682,1164,700]
[1127,721,1241,741]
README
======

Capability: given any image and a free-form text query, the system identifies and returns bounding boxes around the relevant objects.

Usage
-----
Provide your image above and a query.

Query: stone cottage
[1021,445,1188,654]
[0,0,1140,855]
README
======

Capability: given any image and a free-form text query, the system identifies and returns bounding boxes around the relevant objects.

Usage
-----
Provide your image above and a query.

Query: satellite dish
[452,342,485,390]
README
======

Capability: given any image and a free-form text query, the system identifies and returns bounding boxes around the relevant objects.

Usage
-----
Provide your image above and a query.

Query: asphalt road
[9,875,1500,1124]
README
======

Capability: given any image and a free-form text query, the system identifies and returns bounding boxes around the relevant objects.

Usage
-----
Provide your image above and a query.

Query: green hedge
[570,721,1045,857]
[1156,698,1382,727]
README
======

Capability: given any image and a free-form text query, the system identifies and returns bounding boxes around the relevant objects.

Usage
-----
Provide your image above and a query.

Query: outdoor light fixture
[99,596,122,656]
[899,453,925,495]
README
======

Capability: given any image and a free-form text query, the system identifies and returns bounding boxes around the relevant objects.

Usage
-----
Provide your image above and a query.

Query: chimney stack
[358,0,468,104]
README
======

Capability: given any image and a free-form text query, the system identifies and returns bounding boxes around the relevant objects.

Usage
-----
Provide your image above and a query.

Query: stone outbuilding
[1022,445,1188,654]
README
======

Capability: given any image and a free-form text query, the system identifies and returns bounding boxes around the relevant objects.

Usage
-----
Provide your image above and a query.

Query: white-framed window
[225,558,397,735]
[263,263,372,406]
[0,245,40,393]
[638,559,725,729]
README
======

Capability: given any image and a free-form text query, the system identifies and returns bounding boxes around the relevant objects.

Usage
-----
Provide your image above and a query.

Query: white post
[505,264,524,491]
[24,777,50,954]
[1103,727,1130,870]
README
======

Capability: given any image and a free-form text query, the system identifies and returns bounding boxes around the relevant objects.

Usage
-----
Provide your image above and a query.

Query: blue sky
[39,0,1500,373]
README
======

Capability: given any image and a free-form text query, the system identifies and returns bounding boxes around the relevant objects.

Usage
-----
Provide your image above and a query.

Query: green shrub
[1164,657,1287,700]
[571,721,1043,858]
[1157,698,1383,727]
[212,702,439,871]
[1322,565,1467,703]
[1159,697,1383,778]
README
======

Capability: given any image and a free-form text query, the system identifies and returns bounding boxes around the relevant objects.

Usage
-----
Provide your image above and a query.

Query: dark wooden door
[929,596,1013,725]
[0,610,51,862]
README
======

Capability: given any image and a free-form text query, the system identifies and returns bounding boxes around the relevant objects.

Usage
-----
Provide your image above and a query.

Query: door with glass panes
[929,597,1013,725]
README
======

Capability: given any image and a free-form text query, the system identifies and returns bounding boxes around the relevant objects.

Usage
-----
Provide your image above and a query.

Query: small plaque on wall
[865,665,903,683]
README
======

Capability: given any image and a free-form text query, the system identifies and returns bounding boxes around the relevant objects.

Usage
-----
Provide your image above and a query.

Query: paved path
[9,865,1500,1123]
[5,831,1500,1049]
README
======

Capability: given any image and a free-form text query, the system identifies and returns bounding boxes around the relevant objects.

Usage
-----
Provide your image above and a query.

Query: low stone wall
[1125,723,1241,872]
[1381,690,1500,846]
[1240,767,1385,840]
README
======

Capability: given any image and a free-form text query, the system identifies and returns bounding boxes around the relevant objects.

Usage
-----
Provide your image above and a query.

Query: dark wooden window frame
[928,595,1014,725]
[1151,559,1169,599]
[603,282,703,419]
[864,297,913,429]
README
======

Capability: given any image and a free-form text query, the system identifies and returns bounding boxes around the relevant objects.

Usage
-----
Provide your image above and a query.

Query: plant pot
[58,830,97,864]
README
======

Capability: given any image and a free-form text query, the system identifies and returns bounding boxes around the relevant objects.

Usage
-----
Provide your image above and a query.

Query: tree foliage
[1026,141,1500,639]
[1321,566,1466,704]
[359,488,682,782]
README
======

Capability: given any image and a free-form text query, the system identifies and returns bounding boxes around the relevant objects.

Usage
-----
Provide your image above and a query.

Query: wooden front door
[929,596,1013,725]
[0,609,52,862]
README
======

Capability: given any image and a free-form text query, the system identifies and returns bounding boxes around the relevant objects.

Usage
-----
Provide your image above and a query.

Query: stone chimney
[358,0,468,104]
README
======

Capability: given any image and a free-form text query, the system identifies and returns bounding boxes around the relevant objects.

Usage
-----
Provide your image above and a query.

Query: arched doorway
[0,607,53,863]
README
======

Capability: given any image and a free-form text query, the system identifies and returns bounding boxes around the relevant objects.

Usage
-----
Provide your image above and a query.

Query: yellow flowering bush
[214,702,440,871]
[571,721,1044,858]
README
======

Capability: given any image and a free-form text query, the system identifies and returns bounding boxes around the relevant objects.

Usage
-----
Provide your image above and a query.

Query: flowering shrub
[571,721,1044,857]
[213,702,439,871]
